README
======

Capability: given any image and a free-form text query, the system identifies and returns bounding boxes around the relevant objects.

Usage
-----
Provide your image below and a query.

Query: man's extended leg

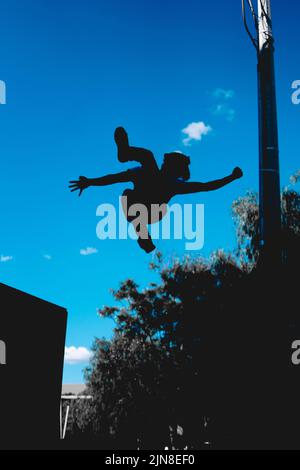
[114,127,159,172]
[121,189,156,253]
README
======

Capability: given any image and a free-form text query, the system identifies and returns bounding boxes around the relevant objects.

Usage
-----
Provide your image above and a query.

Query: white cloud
[64,346,93,365]
[212,104,236,122]
[80,247,98,256]
[212,88,234,100]
[43,254,52,260]
[0,255,13,263]
[182,121,212,146]
[211,88,236,122]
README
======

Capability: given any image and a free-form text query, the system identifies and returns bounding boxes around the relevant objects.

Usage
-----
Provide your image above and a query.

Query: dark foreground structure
[0,283,67,450]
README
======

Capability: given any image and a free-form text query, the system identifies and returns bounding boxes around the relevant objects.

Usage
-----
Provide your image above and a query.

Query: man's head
[161,152,191,181]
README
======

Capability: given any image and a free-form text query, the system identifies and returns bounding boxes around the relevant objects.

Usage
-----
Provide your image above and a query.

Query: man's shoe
[114,127,130,162]
[137,237,156,254]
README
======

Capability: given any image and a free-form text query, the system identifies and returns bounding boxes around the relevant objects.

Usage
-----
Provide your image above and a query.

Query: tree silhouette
[232,173,300,268]
[69,171,300,450]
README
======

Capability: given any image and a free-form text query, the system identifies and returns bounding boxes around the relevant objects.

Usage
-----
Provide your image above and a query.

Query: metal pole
[256,0,282,270]
[62,405,70,439]
[59,400,63,439]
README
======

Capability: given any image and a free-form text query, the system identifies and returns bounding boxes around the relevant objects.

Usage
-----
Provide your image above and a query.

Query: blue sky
[0,0,299,382]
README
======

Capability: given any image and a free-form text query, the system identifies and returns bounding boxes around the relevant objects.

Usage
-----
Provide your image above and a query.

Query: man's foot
[137,237,156,254]
[114,127,130,162]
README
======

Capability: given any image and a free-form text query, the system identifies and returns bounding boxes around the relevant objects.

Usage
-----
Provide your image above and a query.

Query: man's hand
[69,176,90,196]
[232,167,243,180]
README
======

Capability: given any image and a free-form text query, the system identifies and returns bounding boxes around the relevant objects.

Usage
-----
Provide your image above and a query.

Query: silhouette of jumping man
[69,127,243,253]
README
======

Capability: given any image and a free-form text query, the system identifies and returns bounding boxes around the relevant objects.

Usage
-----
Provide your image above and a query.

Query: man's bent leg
[114,127,158,172]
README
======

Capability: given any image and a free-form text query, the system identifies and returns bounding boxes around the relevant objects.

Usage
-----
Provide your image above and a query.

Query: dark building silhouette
[0,283,67,450]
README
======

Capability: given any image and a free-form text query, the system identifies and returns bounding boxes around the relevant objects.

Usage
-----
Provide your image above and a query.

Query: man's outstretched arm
[176,167,243,195]
[69,170,132,196]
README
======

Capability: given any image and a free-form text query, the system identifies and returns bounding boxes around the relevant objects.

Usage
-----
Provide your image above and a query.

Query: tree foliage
[69,172,300,449]
[232,173,300,267]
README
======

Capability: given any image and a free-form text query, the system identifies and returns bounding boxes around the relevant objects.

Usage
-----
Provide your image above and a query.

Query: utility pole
[242,0,282,270]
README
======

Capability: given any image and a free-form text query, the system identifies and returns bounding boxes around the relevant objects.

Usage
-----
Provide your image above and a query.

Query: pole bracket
[241,0,259,52]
